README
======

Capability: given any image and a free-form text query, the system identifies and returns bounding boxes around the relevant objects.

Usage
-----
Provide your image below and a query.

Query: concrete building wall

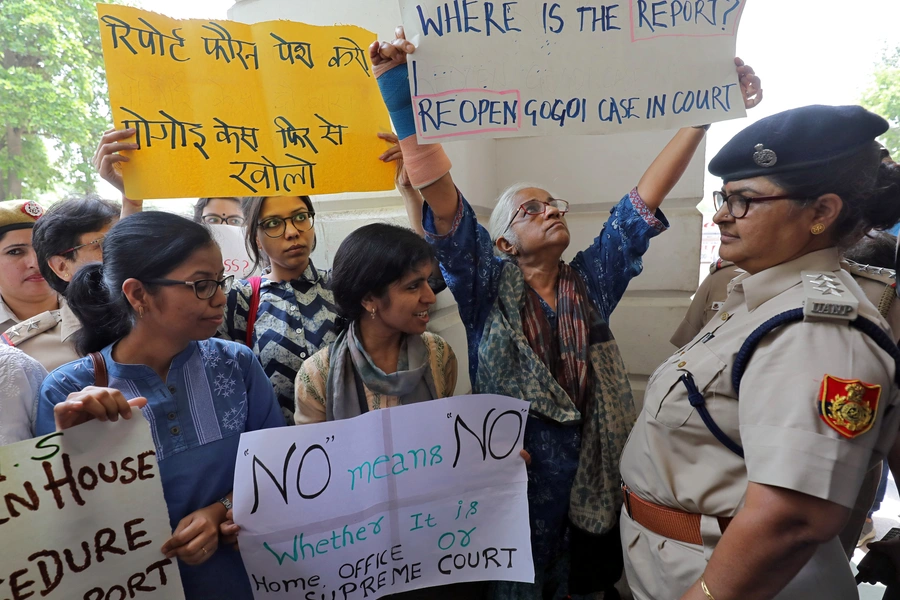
[228,0,705,405]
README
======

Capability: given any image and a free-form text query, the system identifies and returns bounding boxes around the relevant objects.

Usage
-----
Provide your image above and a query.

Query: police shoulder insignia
[817,375,881,438]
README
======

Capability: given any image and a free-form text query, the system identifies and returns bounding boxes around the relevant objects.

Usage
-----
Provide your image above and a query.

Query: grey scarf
[325,322,437,421]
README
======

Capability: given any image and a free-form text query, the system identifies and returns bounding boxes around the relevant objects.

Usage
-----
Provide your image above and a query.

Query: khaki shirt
[1,298,81,372]
[621,248,900,600]
[670,261,742,347]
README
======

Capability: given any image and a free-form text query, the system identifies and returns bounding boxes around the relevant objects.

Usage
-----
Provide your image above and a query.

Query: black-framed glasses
[203,215,245,226]
[258,212,315,238]
[58,236,104,257]
[712,191,802,219]
[143,275,234,299]
[504,199,570,233]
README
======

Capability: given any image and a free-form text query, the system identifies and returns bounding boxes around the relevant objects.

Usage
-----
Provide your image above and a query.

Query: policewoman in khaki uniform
[620,105,900,600]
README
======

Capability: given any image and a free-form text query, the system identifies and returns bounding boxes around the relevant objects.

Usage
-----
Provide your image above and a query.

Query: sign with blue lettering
[233,395,533,599]
[400,0,746,142]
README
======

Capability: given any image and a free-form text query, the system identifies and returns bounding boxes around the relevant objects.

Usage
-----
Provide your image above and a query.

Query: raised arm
[92,128,143,218]
[370,27,459,235]
[378,132,425,236]
[638,58,763,212]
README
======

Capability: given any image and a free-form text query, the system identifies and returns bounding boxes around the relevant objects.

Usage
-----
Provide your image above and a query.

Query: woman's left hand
[219,508,241,551]
[520,449,531,466]
[160,503,226,565]
[377,132,412,188]
[735,57,763,109]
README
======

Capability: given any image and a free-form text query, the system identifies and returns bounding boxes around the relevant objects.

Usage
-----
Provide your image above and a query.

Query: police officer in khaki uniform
[671,259,742,347]
[0,200,80,371]
[620,105,900,600]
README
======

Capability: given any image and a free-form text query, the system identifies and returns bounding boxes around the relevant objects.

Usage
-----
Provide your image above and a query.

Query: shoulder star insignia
[26,319,41,332]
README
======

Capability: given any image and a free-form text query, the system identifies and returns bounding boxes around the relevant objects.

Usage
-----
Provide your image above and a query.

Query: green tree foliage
[861,46,900,158]
[0,0,114,200]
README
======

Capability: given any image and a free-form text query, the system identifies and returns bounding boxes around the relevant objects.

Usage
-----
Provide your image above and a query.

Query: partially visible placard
[234,395,534,599]
[0,414,184,600]
[98,4,394,199]
[399,0,747,143]
[209,224,258,279]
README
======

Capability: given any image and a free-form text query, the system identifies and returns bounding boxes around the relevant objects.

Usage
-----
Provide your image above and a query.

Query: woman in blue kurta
[371,29,763,600]
[34,212,284,600]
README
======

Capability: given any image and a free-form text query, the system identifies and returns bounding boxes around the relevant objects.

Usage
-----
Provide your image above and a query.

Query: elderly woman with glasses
[370,28,762,600]
[619,105,900,600]
[218,195,339,424]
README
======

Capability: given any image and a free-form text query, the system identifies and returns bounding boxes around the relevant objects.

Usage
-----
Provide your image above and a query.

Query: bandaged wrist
[398,135,452,189]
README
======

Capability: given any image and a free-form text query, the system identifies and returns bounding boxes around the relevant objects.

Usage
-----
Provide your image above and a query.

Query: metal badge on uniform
[752,144,777,167]
[817,375,880,439]
[801,271,858,321]
[20,201,43,219]
[710,301,724,311]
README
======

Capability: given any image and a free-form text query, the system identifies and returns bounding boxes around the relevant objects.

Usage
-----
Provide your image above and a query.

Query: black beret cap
[709,105,889,182]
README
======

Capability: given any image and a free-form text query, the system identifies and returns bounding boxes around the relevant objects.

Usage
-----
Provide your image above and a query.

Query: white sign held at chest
[234,394,533,599]
[400,0,747,143]
[0,414,184,600]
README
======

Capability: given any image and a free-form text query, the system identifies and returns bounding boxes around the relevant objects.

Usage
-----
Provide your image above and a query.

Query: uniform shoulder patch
[802,271,859,321]
[817,375,881,439]
[709,258,735,274]
[843,259,896,286]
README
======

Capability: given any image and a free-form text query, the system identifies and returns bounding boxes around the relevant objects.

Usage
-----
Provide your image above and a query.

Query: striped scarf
[520,262,591,411]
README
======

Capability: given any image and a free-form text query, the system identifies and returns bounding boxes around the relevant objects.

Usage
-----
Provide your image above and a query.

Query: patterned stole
[475,262,636,535]
[520,262,591,412]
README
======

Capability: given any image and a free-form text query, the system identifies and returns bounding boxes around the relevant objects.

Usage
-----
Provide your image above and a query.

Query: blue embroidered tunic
[219,261,339,423]
[34,338,284,600]
[424,187,666,577]
[425,187,667,381]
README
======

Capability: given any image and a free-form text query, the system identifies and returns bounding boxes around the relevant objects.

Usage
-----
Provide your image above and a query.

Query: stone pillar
[228,0,704,405]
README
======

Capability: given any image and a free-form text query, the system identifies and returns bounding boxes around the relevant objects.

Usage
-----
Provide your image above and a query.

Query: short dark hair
[330,223,434,322]
[192,197,246,223]
[32,195,120,295]
[242,196,315,273]
[66,212,215,354]
[770,141,900,248]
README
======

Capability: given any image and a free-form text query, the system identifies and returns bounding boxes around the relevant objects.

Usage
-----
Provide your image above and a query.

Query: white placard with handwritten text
[234,395,533,599]
[400,0,747,142]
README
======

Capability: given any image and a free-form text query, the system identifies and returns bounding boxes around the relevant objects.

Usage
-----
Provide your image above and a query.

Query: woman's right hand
[368,26,416,76]
[92,128,138,194]
[377,132,412,188]
[54,387,148,431]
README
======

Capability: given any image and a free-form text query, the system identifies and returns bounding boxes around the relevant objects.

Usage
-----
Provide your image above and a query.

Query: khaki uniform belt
[622,485,732,546]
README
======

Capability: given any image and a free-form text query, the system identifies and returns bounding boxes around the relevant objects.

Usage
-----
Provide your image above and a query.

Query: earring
[369,308,376,320]
[811,223,826,235]
[138,306,144,318]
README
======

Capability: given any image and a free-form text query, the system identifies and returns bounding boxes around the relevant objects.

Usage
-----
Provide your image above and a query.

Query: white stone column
[228,0,704,405]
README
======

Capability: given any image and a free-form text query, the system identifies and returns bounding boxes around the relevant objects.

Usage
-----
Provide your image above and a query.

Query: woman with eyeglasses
[219,195,339,424]
[619,105,900,600]
[370,29,762,600]
[194,197,247,227]
[34,211,284,600]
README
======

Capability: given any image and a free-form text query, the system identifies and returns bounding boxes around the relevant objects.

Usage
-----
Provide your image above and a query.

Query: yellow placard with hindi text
[97,4,394,199]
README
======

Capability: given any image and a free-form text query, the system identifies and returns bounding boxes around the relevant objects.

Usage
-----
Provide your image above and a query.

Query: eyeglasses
[143,275,234,299]
[58,236,104,257]
[258,212,315,238]
[712,191,804,219]
[504,199,570,233]
[203,215,245,226]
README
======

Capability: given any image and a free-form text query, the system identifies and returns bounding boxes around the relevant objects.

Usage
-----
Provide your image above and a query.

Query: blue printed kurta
[424,187,667,382]
[424,187,666,595]
[35,339,284,600]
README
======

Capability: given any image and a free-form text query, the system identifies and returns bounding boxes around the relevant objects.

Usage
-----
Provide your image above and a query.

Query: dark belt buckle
[622,482,632,517]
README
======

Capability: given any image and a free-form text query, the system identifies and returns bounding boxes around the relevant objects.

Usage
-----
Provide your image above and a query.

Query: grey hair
[487,182,547,257]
